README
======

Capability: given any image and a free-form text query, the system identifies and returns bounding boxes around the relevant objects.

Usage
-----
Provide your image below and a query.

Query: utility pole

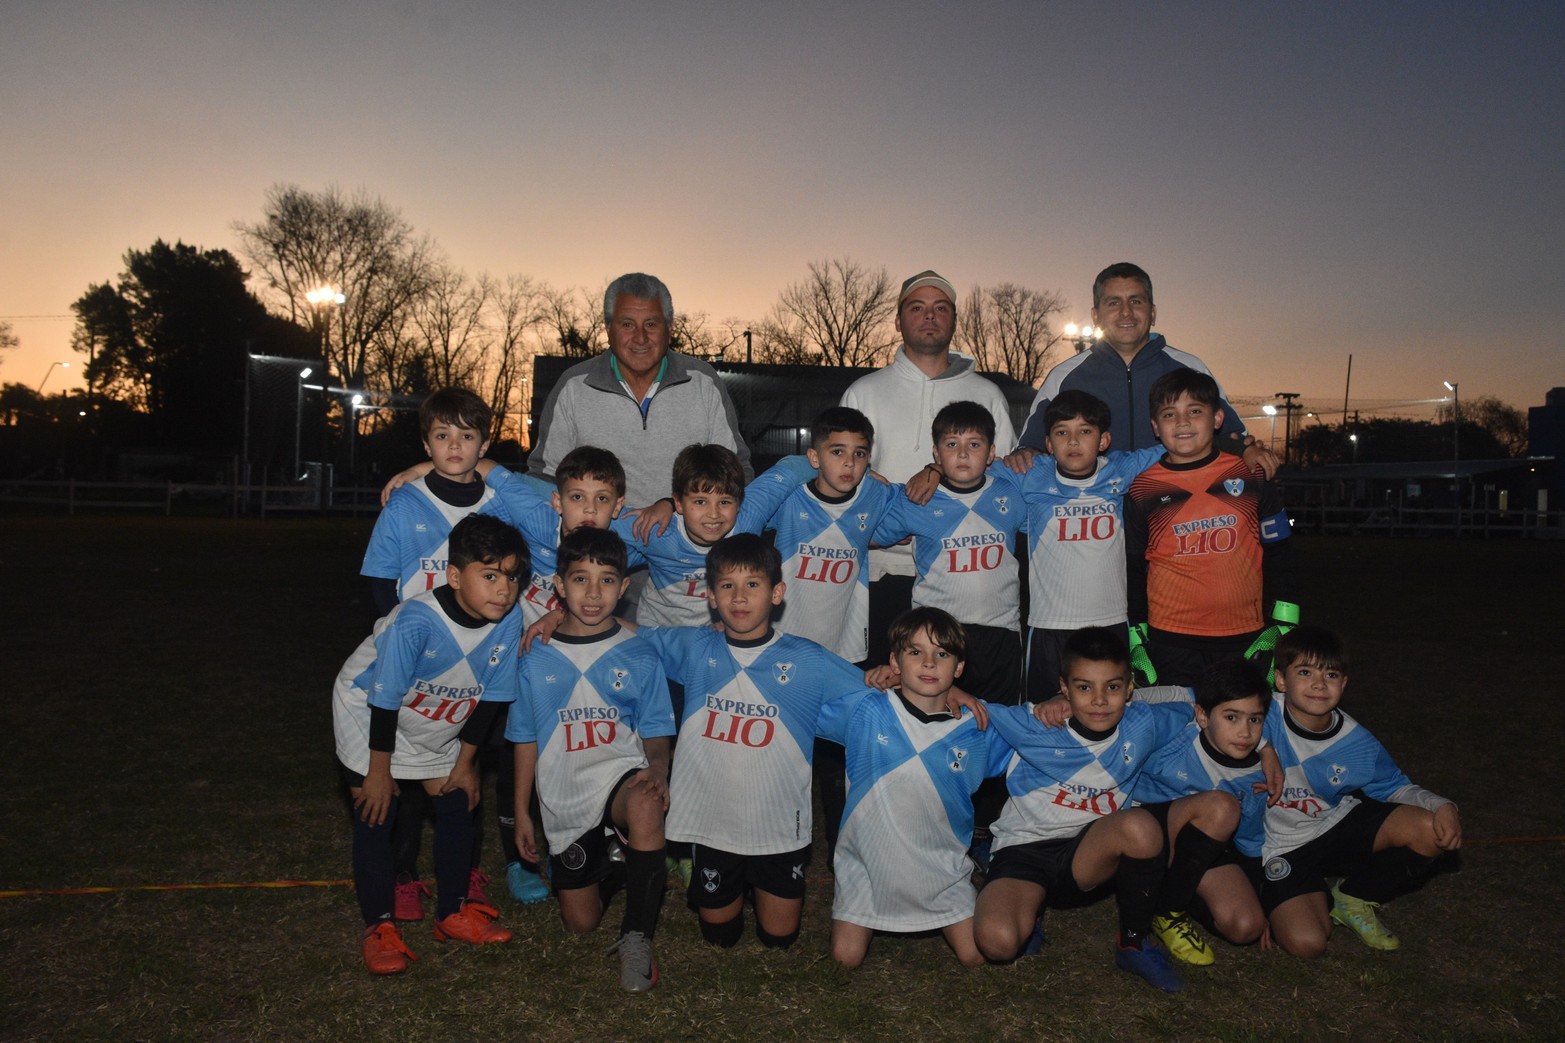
[1275,392,1301,465]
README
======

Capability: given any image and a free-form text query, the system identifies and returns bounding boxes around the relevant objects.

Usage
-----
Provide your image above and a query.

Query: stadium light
[1443,380,1460,536]
[37,360,70,394]
[1261,403,1278,451]
[1063,322,1102,354]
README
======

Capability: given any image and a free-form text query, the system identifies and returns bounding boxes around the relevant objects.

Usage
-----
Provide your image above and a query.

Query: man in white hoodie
[839,270,1017,666]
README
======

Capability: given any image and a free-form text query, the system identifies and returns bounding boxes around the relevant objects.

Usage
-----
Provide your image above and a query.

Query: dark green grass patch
[2,520,1562,1040]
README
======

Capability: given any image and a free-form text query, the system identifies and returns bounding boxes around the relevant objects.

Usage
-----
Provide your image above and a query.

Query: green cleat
[1330,886,1401,950]
[1152,912,1215,966]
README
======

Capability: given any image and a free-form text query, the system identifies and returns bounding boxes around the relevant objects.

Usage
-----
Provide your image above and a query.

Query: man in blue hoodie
[1015,263,1245,454]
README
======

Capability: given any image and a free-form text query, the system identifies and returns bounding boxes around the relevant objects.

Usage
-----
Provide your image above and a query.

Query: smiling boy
[1124,369,1298,687]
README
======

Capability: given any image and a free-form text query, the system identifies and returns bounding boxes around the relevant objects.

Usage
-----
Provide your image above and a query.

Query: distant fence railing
[1285,503,1563,539]
[0,479,384,518]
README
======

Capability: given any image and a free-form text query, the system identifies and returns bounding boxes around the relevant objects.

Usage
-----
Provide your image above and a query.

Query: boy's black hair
[887,606,969,664]
[1060,625,1131,674]
[555,446,627,498]
[706,533,783,586]
[420,387,493,439]
[931,401,996,445]
[1273,625,1349,675]
[1041,390,1113,434]
[672,443,747,500]
[810,406,874,451]
[448,514,530,579]
[555,526,628,576]
[1092,262,1154,309]
[1148,368,1221,413]
[1195,658,1271,713]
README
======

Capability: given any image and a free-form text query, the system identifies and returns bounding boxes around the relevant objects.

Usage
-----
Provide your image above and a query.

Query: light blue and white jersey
[360,477,504,603]
[767,478,897,662]
[639,626,863,854]
[619,456,816,628]
[1262,696,1452,862]
[501,626,676,849]
[332,591,521,778]
[1019,448,1163,629]
[986,698,1192,849]
[483,465,567,627]
[871,472,1025,630]
[1135,720,1270,857]
[819,689,1010,931]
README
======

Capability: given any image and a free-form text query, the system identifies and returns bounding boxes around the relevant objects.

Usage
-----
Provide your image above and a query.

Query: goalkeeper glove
[1128,623,1158,686]
[1244,600,1301,683]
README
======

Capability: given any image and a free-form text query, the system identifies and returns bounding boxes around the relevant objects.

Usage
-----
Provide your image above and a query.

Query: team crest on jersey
[1108,478,1124,495]
[488,643,508,666]
[611,667,629,691]
[1224,478,1246,496]
[1330,763,1347,785]
[701,867,721,894]
[773,661,794,685]
[994,496,1009,515]
[856,512,869,531]
[1121,740,1135,765]
[948,746,968,773]
[1264,856,1292,881]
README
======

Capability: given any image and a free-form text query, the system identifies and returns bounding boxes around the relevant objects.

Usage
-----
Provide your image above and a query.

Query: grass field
[2,515,1563,1041]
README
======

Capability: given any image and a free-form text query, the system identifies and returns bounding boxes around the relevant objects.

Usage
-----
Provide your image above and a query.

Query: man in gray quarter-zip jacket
[529,272,752,510]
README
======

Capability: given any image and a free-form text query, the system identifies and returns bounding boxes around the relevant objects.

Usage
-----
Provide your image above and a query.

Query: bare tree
[954,282,1067,384]
[535,283,605,359]
[751,315,823,367]
[479,273,546,444]
[1438,394,1530,457]
[235,184,436,386]
[770,258,897,368]
[411,262,489,390]
[0,320,17,369]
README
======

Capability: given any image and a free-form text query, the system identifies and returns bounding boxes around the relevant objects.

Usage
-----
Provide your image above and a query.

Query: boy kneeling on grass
[457,527,676,992]
[1260,626,1461,957]
[333,514,526,975]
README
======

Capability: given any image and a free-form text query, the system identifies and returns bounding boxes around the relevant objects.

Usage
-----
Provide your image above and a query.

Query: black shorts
[957,624,1024,704]
[549,769,639,891]
[986,825,1110,907]
[687,844,811,909]
[1259,798,1397,913]
[1139,800,1245,870]
[1146,628,1257,689]
[1025,626,1077,703]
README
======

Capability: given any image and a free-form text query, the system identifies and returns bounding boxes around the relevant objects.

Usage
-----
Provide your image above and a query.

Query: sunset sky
[3,1,1560,430]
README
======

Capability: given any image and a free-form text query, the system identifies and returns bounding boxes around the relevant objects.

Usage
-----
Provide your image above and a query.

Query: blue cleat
[1019,917,1049,957]
[1114,937,1184,992]
[506,861,551,904]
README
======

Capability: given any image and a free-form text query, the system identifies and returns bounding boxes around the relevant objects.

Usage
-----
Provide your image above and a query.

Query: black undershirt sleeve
[368,704,399,753]
[369,577,399,617]
[458,701,505,748]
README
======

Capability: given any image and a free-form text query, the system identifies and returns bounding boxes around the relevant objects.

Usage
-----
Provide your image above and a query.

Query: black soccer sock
[756,923,800,949]
[814,739,847,866]
[620,846,668,940]
[495,745,522,865]
[700,914,745,948]
[391,784,430,881]
[431,790,474,920]
[1160,823,1226,915]
[1116,853,1165,945]
[1341,848,1435,905]
[351,797,398,926]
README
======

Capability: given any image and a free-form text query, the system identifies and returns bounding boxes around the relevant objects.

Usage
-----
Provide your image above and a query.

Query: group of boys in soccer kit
[332,369,1461,992]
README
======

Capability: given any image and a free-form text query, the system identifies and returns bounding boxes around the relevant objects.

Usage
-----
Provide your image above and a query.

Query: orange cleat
[362,921,418,975]
[434,901,513,945]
